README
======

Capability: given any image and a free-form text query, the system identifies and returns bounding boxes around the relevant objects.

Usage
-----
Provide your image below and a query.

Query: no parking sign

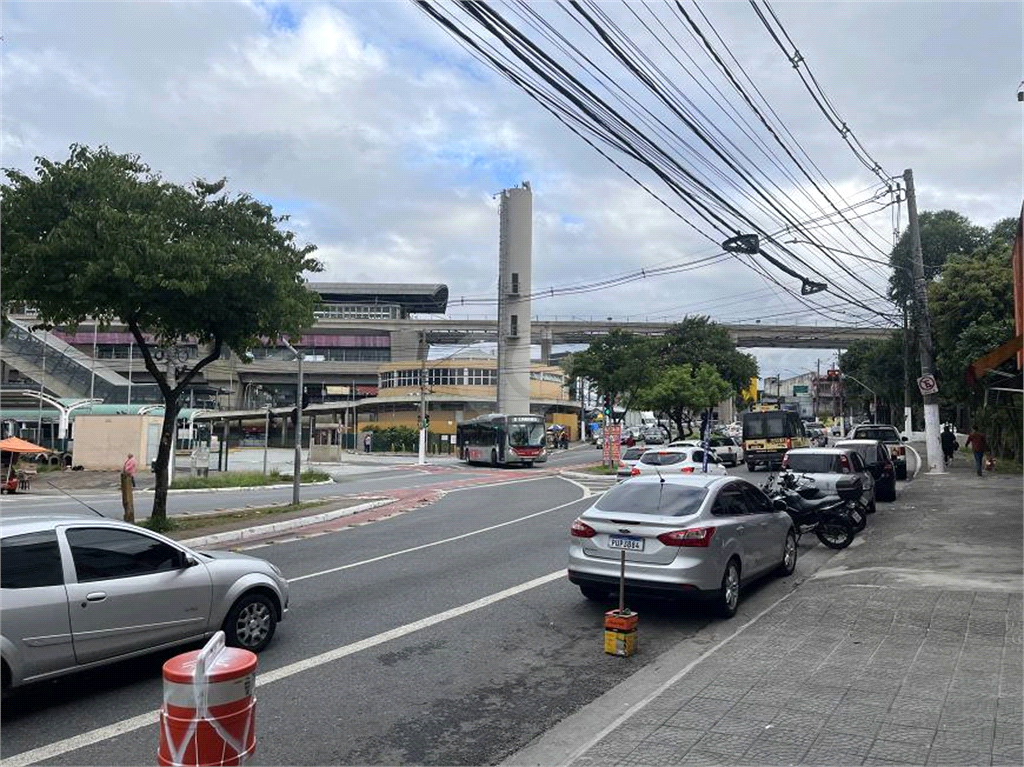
[916,374,939,396]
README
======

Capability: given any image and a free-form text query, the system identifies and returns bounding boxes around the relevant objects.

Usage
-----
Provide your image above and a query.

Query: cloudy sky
[2,0,1021,382]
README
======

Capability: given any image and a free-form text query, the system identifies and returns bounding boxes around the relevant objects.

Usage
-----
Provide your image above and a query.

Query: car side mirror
[773,499,788,512]
[901,436,908,442]
[183,555,199,568]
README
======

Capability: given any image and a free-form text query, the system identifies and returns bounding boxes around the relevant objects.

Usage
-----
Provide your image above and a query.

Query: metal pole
[418,331,426,465]
[263,406,270,476]
[903,169,944,474]
[902,303,912,436]
[90,322,97,400]
[618,550,626,614]
[294,352,303,504]
[37,335,45,445]
[127,339,133,405]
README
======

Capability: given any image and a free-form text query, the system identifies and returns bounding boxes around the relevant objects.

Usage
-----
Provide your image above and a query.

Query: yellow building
[361,355,580,439]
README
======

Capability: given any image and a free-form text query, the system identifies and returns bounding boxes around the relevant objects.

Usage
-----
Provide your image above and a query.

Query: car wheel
[777,530,798,576]
[746,461,756,472]
[224,592,277,652]
[895,464,908,481]
[867,496,877,514]
[490,450,498,467]
[715,558,741,618]
[579,584,607,601]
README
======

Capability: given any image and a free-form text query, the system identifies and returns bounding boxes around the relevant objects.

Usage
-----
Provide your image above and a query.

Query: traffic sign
[917,374,939,396]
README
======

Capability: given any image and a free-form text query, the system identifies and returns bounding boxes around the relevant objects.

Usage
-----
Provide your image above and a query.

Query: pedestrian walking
[964,426,988,477]
[940,424,958,465]
[560,430,569,450]
[363,432,372,454]
[123,453,137,488]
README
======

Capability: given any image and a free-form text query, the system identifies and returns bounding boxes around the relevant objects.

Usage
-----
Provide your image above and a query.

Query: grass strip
[170,469,330,490]
[146,499,339,535]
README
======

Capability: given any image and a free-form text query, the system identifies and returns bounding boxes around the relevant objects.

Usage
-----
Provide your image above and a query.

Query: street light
[280,339,303,506]
[841,372,877,422]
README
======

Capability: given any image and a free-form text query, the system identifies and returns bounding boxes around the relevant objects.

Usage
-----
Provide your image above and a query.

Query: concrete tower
[496,182,532,415]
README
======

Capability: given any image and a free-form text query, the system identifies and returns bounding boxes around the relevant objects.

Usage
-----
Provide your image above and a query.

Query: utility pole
[418,331,427,465]
[902,304,912,436]
[281,339,304,504]
[904,168,944,474]
[814,359,820,419]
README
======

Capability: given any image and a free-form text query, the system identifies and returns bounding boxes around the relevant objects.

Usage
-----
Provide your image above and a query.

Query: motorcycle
[763,472,858,549]
[783,473,869,533]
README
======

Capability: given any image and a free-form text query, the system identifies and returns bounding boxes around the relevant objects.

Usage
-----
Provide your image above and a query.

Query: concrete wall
[72,414,162,470]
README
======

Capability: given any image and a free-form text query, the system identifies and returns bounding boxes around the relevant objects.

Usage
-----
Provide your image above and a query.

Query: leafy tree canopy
[656,316,758,394]
[565,330,655,422]
[1,145,323,524]
[888,210,988,307]
[634,363,731,439]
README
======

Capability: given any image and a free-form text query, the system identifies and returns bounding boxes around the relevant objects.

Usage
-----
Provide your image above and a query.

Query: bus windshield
[508,420,546,447]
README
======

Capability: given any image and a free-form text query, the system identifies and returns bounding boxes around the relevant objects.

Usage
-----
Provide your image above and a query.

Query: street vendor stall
[0,437,49,494]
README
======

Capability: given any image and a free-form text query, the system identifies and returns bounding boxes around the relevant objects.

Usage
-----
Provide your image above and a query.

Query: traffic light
[422,414,430,429]
[602,394,611,417]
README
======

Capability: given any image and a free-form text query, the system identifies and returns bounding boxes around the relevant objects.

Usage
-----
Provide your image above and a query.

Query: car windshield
[786,453,838,473]
[595,483,708,517]
[838,443,876,464]
[621,447,646,461]
[508,421,546,447]
[744,412,787,439]
[639,452,686,465]
[853,427,899,442]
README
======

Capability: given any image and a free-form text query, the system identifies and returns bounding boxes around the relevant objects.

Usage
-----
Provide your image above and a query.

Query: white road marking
[288,492,589,583]
[0,570,567,767]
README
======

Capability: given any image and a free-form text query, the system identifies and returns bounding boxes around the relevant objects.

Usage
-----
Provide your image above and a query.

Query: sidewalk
[518,452,1023,766]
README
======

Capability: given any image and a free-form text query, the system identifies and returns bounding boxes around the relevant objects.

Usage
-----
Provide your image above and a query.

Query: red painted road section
[229,466,555,548]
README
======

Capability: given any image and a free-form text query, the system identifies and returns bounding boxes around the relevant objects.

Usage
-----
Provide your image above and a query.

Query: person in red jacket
[964,427,988,477]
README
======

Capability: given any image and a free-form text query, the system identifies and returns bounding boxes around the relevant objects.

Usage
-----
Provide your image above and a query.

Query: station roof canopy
[309,282,449,314]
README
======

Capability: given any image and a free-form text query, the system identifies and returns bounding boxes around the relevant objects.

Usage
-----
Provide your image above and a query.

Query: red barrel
[158,641,257,767]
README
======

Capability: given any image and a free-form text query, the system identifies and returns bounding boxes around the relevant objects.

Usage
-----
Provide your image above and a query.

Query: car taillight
[570,519,596,538]
[658,527,716,547]
[781,454,789,469]
[630,466,641,476]
[839,455,851,472]
[680,466,695,473]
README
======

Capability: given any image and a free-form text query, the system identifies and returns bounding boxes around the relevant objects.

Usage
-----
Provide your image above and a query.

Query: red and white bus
[456,414,547,467]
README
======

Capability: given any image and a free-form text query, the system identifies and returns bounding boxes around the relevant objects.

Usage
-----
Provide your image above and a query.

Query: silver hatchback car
[568,475,797,617]
[1,516,289,692]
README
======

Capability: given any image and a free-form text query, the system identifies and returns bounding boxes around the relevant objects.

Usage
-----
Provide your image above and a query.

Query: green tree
[929,241,1014,408]
[1,145,322,527]
[634,363,732,439]
[888,210,988,307]
[565,330,656,423]
[657,316,758,394]
[839,334,911,424]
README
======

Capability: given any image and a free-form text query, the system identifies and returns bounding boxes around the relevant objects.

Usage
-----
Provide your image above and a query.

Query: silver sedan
[1,515,289,692]
[568,475,796,617]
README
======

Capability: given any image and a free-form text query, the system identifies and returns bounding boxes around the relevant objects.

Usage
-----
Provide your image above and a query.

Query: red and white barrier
[158,631,258,767]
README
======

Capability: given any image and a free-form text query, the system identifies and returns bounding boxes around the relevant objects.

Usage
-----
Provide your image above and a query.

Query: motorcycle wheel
[816,519,855,549]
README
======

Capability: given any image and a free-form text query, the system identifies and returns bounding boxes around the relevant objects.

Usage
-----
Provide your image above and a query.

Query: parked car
[834,439,897,502]
[630,446,728,477]
[667,440,700,448]
[567,474,798,617]
[616,446,649,480]
[708,435,743,467]
[781,447,876,512]
[846,424,908,480]
[1,515,289,692]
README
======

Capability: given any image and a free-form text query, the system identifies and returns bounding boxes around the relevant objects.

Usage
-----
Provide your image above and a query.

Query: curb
[558,469,617,483]
[178,497,393,548]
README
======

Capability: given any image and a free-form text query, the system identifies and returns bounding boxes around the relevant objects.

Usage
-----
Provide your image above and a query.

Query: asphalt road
[0,445,597,521]
[0,445,883,766]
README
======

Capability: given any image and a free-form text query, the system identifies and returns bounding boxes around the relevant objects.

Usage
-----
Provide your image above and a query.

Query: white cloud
[2,0,1019,377]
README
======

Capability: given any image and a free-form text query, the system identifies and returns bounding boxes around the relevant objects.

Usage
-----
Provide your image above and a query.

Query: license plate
[609,535,644,552]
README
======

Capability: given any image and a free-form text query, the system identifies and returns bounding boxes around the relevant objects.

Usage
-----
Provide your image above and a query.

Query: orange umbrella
[0,437,50,453]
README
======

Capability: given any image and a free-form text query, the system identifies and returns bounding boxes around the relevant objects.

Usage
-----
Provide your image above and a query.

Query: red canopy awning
[0,437,51,453]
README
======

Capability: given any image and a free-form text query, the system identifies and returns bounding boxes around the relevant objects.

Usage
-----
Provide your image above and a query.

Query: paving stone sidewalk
[569,456,1023,767]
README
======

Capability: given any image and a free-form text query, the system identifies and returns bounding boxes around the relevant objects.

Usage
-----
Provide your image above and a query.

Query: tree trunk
[149,401,181,524]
